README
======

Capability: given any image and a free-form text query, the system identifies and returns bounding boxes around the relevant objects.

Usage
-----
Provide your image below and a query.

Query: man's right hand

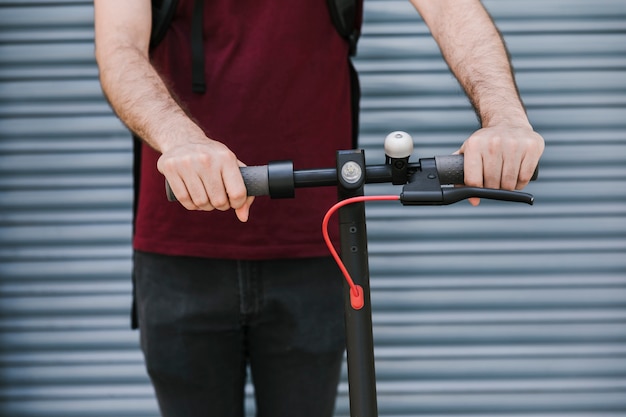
[157,139,254,222]
[94,0,253,222]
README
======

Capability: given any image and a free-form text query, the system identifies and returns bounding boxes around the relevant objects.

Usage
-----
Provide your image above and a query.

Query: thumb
[235,196,255,222]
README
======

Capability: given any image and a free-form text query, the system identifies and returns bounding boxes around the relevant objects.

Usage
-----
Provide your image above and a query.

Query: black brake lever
[399,157,534,206]
[444,187,533,205]
[400,187,534,206]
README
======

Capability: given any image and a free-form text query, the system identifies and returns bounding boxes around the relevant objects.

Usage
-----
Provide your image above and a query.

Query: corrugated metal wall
[357,1,626,415]
[0,0,625,416]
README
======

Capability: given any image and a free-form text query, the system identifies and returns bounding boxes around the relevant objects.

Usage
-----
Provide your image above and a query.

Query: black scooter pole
[336,149,378,417]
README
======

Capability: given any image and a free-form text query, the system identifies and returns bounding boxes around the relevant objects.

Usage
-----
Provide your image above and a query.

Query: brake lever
[400,187,534,206]
[399,157,534,206]
[447,187,533,205]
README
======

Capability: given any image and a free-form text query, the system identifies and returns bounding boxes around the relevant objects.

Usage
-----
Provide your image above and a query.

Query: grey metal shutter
[0,1,624,416]
[0,0,148,415]
[353,0,626,415]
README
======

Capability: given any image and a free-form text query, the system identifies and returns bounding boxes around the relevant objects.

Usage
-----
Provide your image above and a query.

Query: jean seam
[251,260,262,318]
[237,260,246,325]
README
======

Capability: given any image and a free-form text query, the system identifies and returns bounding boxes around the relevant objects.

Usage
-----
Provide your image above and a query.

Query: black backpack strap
[348,60,361,148]
[150,0,179,49]
[152,0,359,112]
[327,0,362,147]
[151,0,206,94]
[327,0,360,56]
[190,0,207,93]
[130,135,142,330]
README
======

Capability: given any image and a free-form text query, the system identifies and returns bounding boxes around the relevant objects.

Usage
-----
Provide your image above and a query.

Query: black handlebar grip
[240,165,270,196]
[434,155,465,184]
[165,180,177,202]
[434,155,539,185]
[165,165,270,202]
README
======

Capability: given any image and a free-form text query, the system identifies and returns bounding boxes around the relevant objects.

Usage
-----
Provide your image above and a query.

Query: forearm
[93,0,251,216]
[96,42,203,154]
[411,0,529,127]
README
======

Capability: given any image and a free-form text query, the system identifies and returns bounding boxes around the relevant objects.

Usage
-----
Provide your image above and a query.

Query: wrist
[152,118,207,154]
[478,97,531,130]
[481,110,532,130]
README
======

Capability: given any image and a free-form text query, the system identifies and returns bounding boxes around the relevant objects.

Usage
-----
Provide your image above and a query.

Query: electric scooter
[166,131,536,417]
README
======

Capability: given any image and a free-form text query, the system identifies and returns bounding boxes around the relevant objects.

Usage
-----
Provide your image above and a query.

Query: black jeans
[133,251,346,417]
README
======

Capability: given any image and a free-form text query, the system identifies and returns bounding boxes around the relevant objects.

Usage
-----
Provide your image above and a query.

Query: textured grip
[165,180,177,202]
[240,165,270,196]
[435,155,465,185]
[165,165,269,202]
[434,154,539,185]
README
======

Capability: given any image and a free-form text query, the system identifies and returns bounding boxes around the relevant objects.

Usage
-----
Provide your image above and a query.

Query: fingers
[232,161,254,222]
[460,125,544,196]
[157,141,253,221]
[456,147,482,189]
[453,149,482,206]
[516,157,536,190]
[462,136,519,191]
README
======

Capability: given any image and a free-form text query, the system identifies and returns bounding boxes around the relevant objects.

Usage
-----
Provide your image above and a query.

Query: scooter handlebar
[165,154,537,202]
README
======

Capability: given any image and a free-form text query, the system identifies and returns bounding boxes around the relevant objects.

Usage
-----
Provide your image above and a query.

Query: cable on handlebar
[322,195,401,310]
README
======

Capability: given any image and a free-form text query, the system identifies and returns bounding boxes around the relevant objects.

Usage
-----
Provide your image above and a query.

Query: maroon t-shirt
[133,0,356,260]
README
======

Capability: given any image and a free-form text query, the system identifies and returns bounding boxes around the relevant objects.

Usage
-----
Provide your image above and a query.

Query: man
[94,1,544,416]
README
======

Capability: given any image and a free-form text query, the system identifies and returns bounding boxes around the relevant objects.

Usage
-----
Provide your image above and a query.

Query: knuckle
[464,176,482,188]
[229,189,248,205]
[192,194,211,208]
[196,152,213,166]
[501,176,517,191]
[157,156,176,174]
[210,196,230,211]
[517,171,533,187]
[179,199,200,211]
